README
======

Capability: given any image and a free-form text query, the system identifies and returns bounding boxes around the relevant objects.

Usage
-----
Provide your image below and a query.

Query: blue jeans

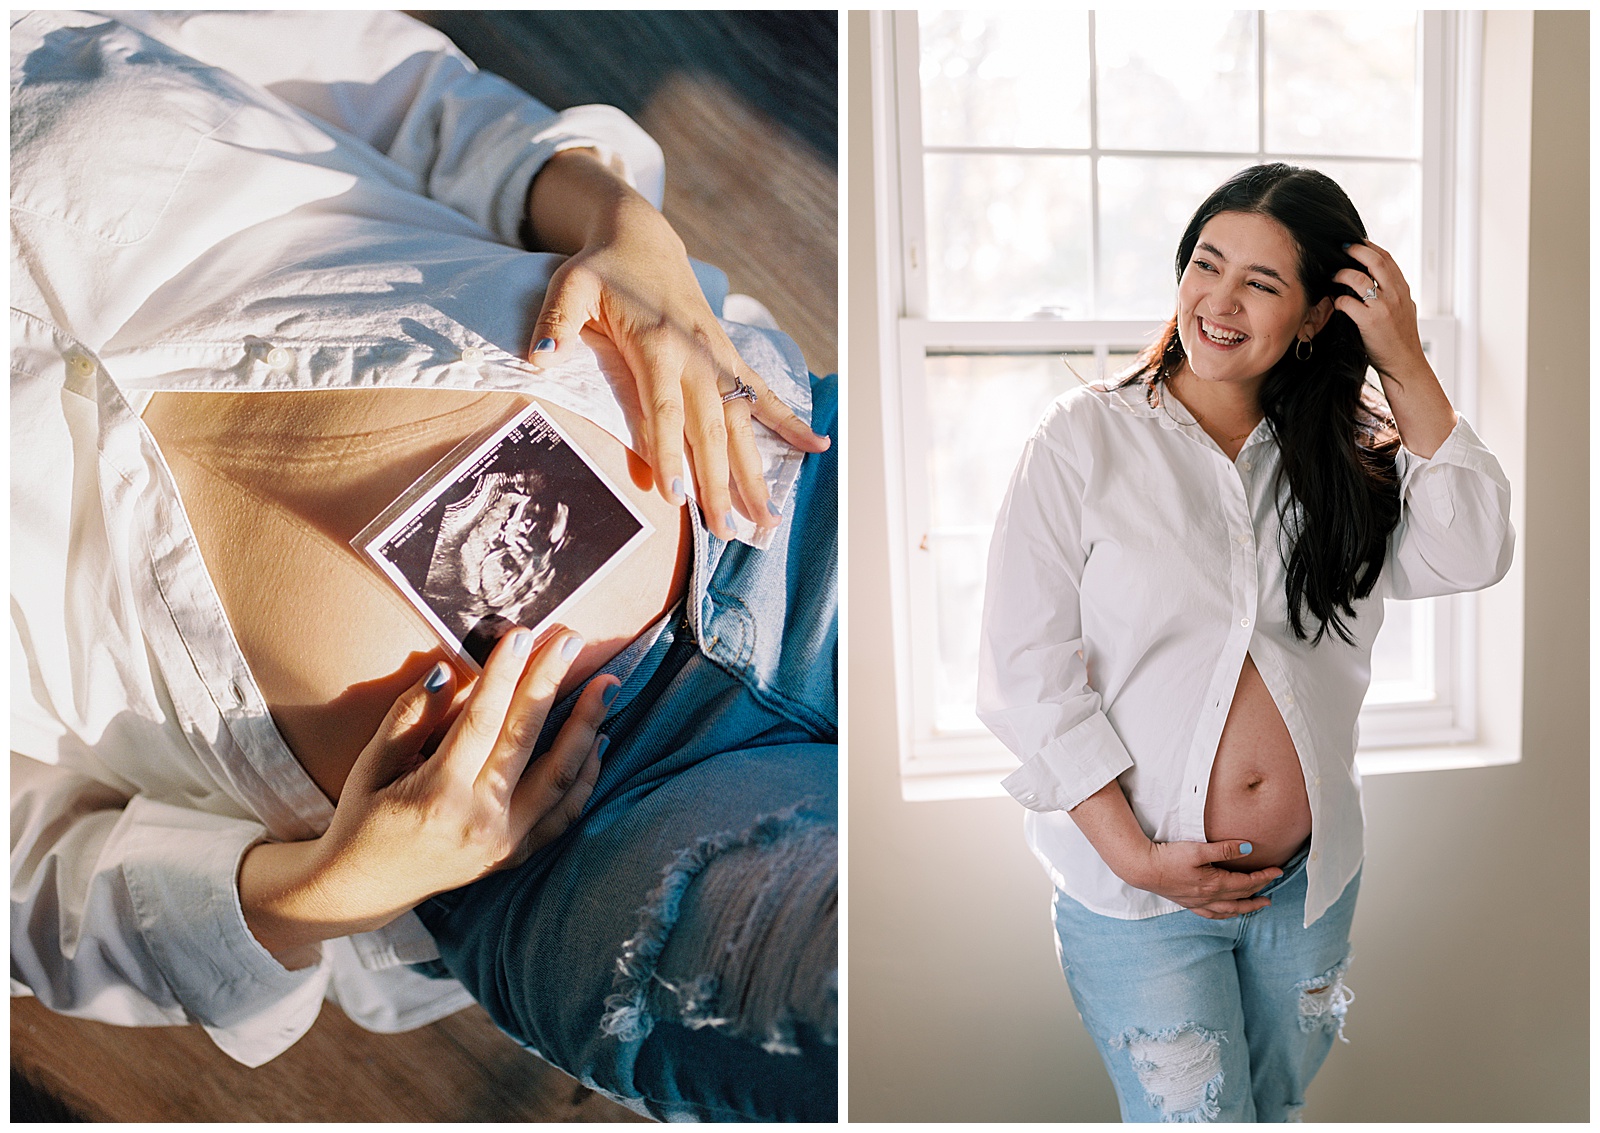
[1052,848,1359,1123]
[414,376,838,1122]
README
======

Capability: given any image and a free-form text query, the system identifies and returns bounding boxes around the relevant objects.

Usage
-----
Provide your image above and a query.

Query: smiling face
[1174,210,1330,397]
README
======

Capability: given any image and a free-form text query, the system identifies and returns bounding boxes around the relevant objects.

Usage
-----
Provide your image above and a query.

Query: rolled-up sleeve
[10,756,330,1067]
[1383,415,1515,600]
[977,425,1134,813]
[114,10,666,239]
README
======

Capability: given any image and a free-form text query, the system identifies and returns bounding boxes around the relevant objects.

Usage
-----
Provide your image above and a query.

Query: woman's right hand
[1122,839,1282,920]
[240,625,612,963]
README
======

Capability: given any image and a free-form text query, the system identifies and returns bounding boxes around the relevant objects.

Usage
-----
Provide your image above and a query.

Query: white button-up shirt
[977,382,1513,927]
[10,9,812,1067]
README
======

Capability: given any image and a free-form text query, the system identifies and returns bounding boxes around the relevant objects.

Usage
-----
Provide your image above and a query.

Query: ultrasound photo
[357,404,653,669]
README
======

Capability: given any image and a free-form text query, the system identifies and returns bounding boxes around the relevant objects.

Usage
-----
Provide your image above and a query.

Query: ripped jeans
[413,376,838,1122]
[1053,849,1359,1123]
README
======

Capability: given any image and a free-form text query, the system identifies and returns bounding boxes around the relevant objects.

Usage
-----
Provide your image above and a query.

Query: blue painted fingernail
[596,734,610,758]
[766,498,783,518]
[1239,842,1253,855]
[561,634,584,661]
[670,477,686,501]
[1341,243,1352,250]
[602,682,621,707]
[424,662,450,692]
[512,630,534,657]
[533,337,556,354]
[724,511,736,532]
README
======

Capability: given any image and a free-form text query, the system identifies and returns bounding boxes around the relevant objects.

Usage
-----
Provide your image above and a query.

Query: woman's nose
[1209,280,1243,316]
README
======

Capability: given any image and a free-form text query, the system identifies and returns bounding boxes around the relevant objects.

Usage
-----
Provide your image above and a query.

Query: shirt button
[67,353,95,377]
[1310,851,1319,862]
[1314,776,1322,786]
[1241,460,1253,472]
[266,347,292,370]
[461,346,485,364]
[1286,694,1295,706]
[1240,618,1251,628]
[1236,534,1250,545]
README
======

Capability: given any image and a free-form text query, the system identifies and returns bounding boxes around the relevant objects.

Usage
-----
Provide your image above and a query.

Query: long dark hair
[1118,163,1401,644]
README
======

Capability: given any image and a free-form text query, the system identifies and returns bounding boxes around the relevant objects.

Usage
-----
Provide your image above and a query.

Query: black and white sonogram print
[366,406,650,667]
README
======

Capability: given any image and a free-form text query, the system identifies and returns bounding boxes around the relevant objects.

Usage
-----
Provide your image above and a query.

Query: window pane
[1096,11,1258,153]
[930,530,986,732]
[924,153,1092,320]
[1097,157,1250,319]
[925,353,1088,731]
[1367,598,1436,704]
[1265,12,1419,158]
[926,353,1086,529]
[1296,158,1422,296]
[919,11,1091,148]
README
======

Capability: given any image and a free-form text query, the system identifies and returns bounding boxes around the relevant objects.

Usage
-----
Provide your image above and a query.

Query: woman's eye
[1250,281,1278,294]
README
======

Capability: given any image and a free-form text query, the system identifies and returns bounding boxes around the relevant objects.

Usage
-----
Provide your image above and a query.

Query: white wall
[845,10,1588,1122]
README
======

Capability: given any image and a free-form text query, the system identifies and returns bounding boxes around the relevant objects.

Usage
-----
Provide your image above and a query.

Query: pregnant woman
[978,164,1512,1121]
[11,11,834,1121]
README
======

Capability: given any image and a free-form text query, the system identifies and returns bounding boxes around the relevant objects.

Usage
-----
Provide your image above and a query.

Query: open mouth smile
[1199,316,1249,348]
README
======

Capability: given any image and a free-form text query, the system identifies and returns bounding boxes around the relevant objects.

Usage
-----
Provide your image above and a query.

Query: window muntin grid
[915,10,1423,322]
[889,11,1468,773]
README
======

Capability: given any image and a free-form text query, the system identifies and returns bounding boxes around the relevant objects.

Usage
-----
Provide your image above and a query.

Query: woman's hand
[1120,839,1283,921]
[240,626,612,963]
[1066,778,1279,920]
[523,150,829,541]
[1332,239,1456,456]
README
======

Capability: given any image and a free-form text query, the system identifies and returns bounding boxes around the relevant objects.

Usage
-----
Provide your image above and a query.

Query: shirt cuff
[1001,712,1135,813]
[1396,415,1506,527]
[348,910,442,971]
[491,104,665,248]
[119,797,331,1067]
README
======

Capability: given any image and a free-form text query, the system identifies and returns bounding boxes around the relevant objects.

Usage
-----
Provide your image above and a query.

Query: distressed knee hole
[1112,1023,1225,1123]
[599,803,837,1056]
[1295,957,1354,1042]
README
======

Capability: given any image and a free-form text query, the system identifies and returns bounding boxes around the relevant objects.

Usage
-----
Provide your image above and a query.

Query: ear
[1301,296,1334,340]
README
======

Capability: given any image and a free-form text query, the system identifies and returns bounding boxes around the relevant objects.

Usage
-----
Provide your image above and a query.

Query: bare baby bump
[1203,653,1312,871]
[144,388,690,803]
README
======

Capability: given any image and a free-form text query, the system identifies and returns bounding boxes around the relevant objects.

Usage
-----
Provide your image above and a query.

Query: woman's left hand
[1330,240,1430,385]
[1331,239,1457,457]
[522,151,829,542]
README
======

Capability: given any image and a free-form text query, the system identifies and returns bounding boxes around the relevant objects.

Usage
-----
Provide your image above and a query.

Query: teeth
[1201,317,1246,344]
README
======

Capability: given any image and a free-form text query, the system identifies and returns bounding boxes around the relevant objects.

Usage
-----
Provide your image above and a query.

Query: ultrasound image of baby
[422,470,571,642]
[360,402,650,671]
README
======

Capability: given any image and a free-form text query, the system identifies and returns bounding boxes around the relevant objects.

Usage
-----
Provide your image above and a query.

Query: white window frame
[870,10,1521,800]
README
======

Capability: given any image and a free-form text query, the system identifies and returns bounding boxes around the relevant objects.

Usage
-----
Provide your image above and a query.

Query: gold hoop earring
[1294,337,1313,362]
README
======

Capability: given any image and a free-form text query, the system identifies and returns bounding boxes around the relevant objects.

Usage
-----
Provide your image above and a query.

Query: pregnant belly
[1203,653,1311,871]
[143,388,690,803]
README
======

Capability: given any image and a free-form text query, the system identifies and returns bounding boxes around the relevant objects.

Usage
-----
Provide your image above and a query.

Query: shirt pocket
[11,18,243,245]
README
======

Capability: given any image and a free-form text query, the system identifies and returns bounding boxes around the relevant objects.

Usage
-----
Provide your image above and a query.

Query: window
[871,11,1501,798]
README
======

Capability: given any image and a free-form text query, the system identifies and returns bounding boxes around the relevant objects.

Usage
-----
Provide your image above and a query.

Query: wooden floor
[420,10,838,375]
[11,996,646,1123]
[11,12,836,1123]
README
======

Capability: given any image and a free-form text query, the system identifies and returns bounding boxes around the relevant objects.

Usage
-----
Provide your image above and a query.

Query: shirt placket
[1177,435,1261,841]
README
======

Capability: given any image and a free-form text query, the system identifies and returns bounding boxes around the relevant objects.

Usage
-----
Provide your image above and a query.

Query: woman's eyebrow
[1196,240,1288,284]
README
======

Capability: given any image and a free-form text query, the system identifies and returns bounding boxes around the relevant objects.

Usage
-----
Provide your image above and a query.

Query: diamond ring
[720,374,759,406]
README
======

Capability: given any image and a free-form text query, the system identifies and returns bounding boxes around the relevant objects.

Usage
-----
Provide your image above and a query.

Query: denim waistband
[531,599,684,752]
